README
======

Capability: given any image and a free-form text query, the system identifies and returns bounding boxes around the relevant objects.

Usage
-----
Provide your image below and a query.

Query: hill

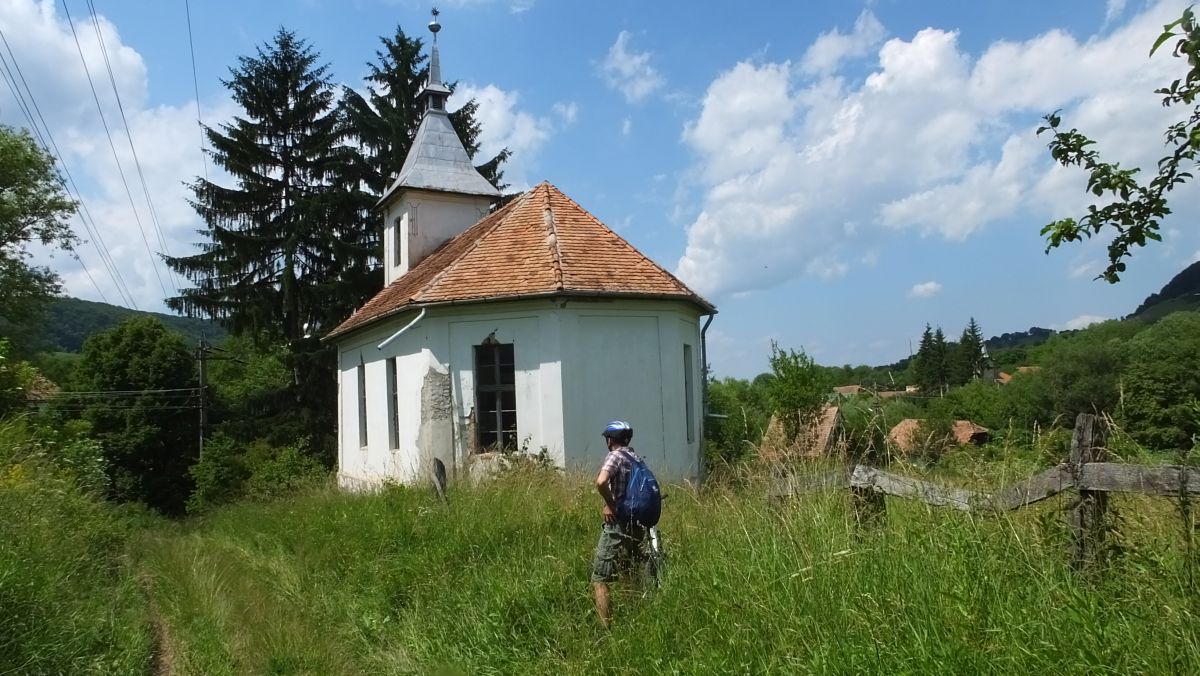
[1130,259,1200,322]
[37,297,225,352]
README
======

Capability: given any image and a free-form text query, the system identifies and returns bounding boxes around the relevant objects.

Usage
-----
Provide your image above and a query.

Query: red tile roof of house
[327,182,715,340]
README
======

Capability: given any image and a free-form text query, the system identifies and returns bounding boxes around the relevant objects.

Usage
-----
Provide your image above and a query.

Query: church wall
[558,299,705,483]
[335,297,707,489]
[382,190,495,284]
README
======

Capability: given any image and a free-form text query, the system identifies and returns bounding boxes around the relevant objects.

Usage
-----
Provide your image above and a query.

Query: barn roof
[327,181,714,340]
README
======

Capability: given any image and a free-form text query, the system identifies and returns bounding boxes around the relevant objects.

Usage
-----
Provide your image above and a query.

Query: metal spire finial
[429,7,441,42]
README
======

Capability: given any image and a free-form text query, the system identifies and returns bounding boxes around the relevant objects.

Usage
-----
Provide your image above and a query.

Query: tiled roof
[328,181,714,340]
[888,418,990,453]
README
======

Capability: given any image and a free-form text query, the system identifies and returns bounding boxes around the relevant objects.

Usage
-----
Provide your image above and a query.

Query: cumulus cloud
[600,31,665,103]
[0,0,235,310]
[1061,314,1107,330]
[621,117,632,136]
[1104,0,1127,26]
[452,84,555,189]
[675,0,1196,297]
[800,10,886,75]
[908,281,942,298]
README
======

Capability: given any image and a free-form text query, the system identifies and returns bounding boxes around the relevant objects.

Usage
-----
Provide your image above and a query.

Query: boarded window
[386,358,399,450]
[474,342,517,451]
[683,344,695,443]
[357,361,368,448]
[409,203,419,236]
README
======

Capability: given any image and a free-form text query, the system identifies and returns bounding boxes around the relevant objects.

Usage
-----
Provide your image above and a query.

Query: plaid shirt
[599,446,638,505]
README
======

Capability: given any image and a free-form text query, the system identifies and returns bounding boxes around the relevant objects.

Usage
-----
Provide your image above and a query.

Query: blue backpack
[617,449,662,527]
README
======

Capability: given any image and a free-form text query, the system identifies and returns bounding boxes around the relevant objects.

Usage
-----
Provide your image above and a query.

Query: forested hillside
[1130,259,1200,322]
[34,297,224,352]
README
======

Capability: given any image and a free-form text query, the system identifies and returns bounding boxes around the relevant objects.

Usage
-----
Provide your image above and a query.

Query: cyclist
[591,420,646,628]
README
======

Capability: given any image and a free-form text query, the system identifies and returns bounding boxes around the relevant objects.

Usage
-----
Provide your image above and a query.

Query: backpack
[617,449,662,527]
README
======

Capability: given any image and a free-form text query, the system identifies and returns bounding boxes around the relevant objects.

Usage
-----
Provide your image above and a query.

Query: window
[357,361,368,448]
[386,358,399,450]
[392,215,402,267]
[683,344,695,443]
[408,203,419,237]
[474,341,516,451]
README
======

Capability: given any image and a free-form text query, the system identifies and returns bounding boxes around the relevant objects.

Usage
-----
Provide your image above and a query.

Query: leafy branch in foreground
[1038,8,1200,283]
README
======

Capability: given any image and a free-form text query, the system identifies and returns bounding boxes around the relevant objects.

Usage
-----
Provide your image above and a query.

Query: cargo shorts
[590,522,646,583]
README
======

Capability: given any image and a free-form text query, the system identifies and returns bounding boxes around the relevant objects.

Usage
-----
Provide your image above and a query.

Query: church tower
[378,10,499,285]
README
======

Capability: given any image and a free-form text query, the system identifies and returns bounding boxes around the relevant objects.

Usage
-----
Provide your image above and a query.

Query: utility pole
[198,334,208,461]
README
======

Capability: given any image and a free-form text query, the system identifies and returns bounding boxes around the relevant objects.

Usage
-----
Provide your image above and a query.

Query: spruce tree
[914,324,935,394]
[956,317,986,383]
[167,29,372,343]
[931,327,949,395]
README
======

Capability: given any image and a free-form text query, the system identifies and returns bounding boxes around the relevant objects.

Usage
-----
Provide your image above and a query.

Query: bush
[187,434,251,513]
[242,438,328,500]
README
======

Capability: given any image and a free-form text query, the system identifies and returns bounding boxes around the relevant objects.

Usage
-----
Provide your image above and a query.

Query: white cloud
[805,255,849,280]
[0,0,235,311]
[1061,314,1107,330]
[621,116,632,136]
[600,31,665,103]
[551,101,577,126]
[1191,249,1200,263]
[452,84,554,189]
[908,281,942,298]
[675,0,1196,297]
[1104,0,1127,26]
[800,10,886,76]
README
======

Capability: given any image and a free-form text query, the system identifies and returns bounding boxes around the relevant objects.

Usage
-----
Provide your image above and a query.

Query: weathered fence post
[850,465,886,527]
[1068,413,1108,571]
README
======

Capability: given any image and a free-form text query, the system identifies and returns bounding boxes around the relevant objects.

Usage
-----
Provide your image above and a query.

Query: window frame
[386,357,399,450]
[357,360,368,448]
[473,341,517,452]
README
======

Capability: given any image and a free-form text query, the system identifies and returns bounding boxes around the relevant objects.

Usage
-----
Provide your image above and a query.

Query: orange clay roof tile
[326,182,714,340]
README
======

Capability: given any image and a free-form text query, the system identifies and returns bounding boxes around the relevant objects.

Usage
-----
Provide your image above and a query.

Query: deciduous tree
[1039,9,1200,282]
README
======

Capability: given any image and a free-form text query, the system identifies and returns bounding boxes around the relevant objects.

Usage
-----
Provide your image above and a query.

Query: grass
[0,417,154,674]
[135,463,1200,674]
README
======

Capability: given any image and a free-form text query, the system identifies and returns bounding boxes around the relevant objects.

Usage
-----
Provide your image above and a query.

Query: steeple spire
[378,6,499,208]
[420,8,451,113]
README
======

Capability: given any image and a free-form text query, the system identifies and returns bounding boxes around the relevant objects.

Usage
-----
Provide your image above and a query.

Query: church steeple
[419,9,451,113]
[378,8,499,284]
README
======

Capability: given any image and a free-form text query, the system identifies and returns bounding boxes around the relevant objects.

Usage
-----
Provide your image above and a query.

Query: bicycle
[642,524,666,590]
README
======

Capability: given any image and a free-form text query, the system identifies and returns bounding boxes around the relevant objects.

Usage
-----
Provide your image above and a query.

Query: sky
[3,0,1199,379]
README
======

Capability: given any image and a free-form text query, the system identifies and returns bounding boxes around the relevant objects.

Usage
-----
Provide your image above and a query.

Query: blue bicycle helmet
[602,420,633,445]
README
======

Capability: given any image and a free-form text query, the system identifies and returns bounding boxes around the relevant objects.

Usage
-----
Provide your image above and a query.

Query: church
[325,16,716,489]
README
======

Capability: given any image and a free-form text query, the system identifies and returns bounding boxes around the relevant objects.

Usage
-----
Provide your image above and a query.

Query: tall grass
[0,416,154,674]
[138,464,1200,674]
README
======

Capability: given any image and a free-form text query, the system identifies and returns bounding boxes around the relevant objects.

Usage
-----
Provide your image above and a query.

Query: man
[591,420,646,628]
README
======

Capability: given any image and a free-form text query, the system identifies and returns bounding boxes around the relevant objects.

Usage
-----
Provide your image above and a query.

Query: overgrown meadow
[132,464,1200,673]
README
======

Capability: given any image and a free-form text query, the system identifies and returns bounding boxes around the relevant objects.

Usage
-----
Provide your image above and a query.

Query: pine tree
[167,29,372,343]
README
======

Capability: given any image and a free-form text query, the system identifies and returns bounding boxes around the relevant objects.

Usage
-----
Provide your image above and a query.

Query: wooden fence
[772,414,1199,569]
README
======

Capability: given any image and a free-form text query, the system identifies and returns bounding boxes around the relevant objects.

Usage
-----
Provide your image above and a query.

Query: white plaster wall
[335,297,706,489]
[559,300,705,482]
[382,190,494,284]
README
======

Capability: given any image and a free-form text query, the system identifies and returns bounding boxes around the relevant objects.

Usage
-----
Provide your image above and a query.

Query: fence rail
[773,462,1199,510]
[772,413,1198,570]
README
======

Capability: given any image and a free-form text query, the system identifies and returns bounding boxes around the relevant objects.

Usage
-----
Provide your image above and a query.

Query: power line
[183,0,208,182]
[0,23,134,306]
[85,0,182,295]
[60,0,171,299]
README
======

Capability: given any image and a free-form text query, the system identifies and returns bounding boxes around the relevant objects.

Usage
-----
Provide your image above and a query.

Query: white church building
[325,18,716,489]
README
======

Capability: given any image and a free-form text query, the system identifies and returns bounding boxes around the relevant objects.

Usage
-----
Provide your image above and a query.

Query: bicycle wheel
[643,526,666,589]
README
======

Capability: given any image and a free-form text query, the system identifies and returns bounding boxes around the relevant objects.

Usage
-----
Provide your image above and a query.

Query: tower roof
[327,182,715,340]
[378,10,498,206]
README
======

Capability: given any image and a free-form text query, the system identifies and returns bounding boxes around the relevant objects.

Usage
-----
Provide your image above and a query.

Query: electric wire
[0,26,135,307]
[183,0,208,182]
[60,0,171,299]
[84,0,183,295]
[0,23,135,306]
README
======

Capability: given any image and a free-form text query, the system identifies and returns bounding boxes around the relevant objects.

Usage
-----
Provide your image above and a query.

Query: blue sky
[3,0,1199,378]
